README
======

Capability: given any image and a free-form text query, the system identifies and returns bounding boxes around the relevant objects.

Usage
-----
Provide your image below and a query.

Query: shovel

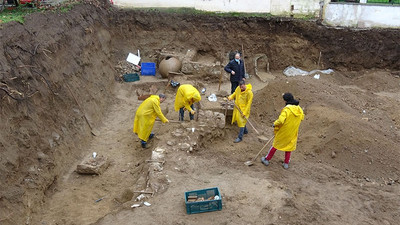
[244,135,274,166]
[66,84,100,136]
[232,102,260,135]
[156,119,181,123]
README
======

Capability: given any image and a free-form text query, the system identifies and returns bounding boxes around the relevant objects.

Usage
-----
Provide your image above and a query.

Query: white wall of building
[113,0,195,8]
[194,0,270,13]
[324,3,400,28]
[113,0,320,15]
[270,0,320,15]
[112,0,400,29]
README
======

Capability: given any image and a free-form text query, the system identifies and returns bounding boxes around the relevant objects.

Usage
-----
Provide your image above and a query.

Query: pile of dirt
[251,70,400,181]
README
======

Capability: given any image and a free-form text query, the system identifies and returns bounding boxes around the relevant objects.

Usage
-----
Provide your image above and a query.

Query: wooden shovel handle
[252,135,274,162]
[233,102,259,135]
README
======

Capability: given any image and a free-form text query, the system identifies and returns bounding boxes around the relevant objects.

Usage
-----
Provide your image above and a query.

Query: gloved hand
[223,97,228,101]
[191,110,196,115]
[227,96,233,101]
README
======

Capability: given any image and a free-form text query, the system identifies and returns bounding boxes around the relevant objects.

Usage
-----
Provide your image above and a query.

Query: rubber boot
[141,140,147,148]
[283,163,289,169]
[261,157,269,166]
[234,127,245,143]
[149,133,155,139]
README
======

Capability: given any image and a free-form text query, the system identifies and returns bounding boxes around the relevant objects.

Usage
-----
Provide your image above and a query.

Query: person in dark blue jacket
[224,52,246,94]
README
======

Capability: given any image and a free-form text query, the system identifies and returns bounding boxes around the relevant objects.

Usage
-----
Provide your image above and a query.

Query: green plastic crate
[185,187,222,214]
[123,73,140,82]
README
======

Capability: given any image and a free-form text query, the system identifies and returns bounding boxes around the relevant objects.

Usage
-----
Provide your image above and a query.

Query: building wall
[270,0,320,15]
[324,3,400,28]
[113,0,321,15]
[194,0,271,13]
[113,0,195,8]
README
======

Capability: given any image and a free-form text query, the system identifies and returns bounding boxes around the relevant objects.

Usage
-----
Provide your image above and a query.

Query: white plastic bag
[208,94,217,102]
[283,66,334,77]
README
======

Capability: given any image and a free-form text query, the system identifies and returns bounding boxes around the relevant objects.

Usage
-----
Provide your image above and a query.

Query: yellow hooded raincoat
[133,95,168,142]
[174,84,201,112]
[273,104,304,151]
[228,84,253,128]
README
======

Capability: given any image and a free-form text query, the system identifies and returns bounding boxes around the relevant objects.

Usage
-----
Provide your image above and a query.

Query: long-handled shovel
[66,84,100,136]
[156,119,181,123]
[244,135,274,166]
[232,102,259,135]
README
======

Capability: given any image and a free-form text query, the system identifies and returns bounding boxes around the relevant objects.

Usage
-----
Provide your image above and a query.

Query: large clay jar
[159,57,182,78]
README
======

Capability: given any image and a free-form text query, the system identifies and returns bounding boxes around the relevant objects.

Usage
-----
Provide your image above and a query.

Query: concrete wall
[194,0,270,13]
[324,3,400,28]
[113,0,321,15]
[114,0,195,8]
[270,0,320,15]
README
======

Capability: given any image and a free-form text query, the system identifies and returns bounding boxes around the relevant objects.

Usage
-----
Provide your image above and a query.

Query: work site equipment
[232,102,259,135]
[231,100,269,141]
[241,44,249,79]
[244,135,274,166]
[156,119,181,123]
[66,84,100,136]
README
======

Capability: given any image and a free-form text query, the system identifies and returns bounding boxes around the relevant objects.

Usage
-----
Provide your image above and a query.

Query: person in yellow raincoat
[228,80,253,143]
[133,94,169,148]
[174,84,201,121]
[261,93,304,169]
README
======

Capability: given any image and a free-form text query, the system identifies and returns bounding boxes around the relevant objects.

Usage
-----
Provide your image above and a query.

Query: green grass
[129,7,319,20]
[0,6,43,24]
[0,1,80,24]
[132,7,274,18]
[58,1,80,13]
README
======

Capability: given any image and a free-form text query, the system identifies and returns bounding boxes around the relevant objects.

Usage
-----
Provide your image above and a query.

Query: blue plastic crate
[123,73,140,82]
[141,62,156,76]
[185,187,222,214]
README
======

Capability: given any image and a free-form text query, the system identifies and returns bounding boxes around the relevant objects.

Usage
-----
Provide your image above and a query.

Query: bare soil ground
[1,3,400,225]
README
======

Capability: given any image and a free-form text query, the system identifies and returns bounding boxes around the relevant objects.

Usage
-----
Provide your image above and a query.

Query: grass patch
[131,7,274,18]
[0,6,43,24]
[58,0,81,13]
[128,7,319,20]
[0,0,81,24]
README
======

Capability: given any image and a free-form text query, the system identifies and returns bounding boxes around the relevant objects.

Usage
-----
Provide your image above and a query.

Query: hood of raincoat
[192,92,201,103]
[243,83,252,93]
[286,104,303,117]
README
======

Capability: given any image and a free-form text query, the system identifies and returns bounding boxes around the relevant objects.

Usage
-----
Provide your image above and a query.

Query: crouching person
[174,84,201,121]
[133,94,169,148]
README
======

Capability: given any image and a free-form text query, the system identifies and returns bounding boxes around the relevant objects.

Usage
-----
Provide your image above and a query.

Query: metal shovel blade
[244,135,274,167]
[91,128,100,136]
[244,161,254,166]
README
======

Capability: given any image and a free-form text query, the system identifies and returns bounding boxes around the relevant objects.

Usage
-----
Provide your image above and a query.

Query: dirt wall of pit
[0,4,115,224]
[111,10,400,72]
